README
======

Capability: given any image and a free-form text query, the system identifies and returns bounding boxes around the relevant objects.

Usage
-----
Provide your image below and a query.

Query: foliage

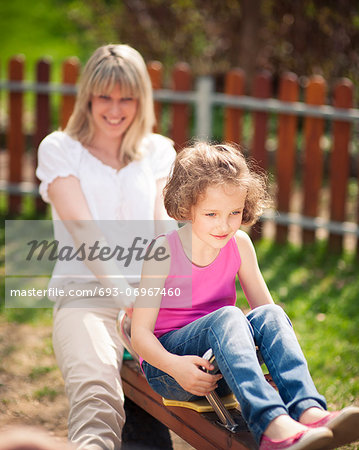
[0,0,90,78]
[2,0,359,92]
[265,0,359,88]
[57,0,359,90]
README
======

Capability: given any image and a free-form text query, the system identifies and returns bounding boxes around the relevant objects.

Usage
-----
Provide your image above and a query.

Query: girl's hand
[170,355,223,397]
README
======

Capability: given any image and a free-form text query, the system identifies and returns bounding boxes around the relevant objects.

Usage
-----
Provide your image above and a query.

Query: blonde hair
[164,142,271,225]
[65,44,155,162]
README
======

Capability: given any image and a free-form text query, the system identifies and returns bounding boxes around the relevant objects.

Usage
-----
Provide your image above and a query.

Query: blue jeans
[142,304,327,444]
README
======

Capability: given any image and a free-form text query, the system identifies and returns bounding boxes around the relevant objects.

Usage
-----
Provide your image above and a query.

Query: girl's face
[90,83,138,145]
[190,183,246,251]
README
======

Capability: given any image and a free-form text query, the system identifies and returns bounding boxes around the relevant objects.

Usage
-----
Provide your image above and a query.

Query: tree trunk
[237,0,263,92]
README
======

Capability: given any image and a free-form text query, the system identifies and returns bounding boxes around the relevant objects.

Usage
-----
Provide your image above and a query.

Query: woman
[36,44,176,449]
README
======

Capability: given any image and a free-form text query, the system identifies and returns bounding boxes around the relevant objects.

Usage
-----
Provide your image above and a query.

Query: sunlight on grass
[0,0,87,77]
[1,224,359,410]
[33,386,58,402]
[29,365,57,381]
[237,238,359,409]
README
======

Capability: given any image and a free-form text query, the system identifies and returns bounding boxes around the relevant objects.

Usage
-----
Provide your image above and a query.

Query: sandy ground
[0,321,69,444]
[1,320,358,450]
[0,319,193,449]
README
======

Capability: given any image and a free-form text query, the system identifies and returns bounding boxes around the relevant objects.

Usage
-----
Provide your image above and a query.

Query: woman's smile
[104,117,126,126]
[91,85,138,141]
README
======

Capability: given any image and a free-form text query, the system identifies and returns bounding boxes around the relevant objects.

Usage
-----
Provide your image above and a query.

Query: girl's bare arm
[236,230,275,309]
[131,238,221,396]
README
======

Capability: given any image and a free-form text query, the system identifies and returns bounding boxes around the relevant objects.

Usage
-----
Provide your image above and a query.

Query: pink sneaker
[259,427,333,450]
[307,406,359,449]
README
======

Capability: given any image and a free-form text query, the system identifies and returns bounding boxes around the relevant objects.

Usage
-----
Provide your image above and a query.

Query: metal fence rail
[261,211,359,237]
[1,180,358,238]
[1,63,359,250]
[2,77,359,140]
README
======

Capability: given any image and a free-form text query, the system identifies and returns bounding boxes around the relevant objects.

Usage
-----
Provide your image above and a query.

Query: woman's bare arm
[154,177,176,235]
[48,176,135,307]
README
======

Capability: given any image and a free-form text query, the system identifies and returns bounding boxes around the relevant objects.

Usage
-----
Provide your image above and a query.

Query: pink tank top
[154,230,241,338]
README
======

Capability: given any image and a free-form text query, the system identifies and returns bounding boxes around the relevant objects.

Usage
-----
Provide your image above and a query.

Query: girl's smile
[211,233,229,239]
[188,183,247,265]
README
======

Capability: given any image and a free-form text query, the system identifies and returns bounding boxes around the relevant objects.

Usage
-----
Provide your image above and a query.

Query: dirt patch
[0,320,68,444]
[1,320,359,449]
[0,319,192,449]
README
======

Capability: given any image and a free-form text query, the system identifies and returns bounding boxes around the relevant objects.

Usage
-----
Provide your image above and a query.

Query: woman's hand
[48,176,136,308]
[125,307,133,318]
[169,355,222,397]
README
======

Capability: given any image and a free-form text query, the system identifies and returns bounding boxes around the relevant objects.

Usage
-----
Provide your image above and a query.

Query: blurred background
[1,1,359,449]
[1,0,359,87]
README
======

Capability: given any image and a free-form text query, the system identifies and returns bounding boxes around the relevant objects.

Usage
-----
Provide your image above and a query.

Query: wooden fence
[1,55,359,254]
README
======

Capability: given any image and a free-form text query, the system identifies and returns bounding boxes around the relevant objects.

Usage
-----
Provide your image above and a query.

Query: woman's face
[90,83,138,145]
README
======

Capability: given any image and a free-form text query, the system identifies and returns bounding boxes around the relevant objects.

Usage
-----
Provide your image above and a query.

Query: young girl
[131,142,359,450]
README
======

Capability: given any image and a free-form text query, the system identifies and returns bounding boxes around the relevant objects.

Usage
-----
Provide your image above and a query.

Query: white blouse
[36,131,177,295]
[37,131,176,221]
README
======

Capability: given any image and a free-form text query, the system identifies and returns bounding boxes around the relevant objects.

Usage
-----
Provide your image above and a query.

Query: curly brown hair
[163,142,271,225]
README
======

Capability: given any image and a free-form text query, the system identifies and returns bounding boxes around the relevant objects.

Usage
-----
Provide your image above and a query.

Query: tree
[63,0,359,91]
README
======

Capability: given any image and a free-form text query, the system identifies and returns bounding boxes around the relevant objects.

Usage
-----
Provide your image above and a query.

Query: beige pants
[53,288,125,450]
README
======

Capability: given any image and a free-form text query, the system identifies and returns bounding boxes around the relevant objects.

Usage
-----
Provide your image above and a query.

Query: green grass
[0,0,88,79]
[0,0,91,134]
[0,196,52,325]
[1,0,358,436]
[1,208,359,408]
[33,386,58,401]
[29,365,57,380]
[236,238,359,408]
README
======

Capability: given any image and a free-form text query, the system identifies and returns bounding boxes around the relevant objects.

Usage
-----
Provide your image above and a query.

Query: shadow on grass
[236,239,359,406]
[1,203,52,324]
[1,201,359,405]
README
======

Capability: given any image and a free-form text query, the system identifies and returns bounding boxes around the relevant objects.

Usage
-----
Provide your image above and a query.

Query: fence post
[250,70,272,240]
[195,76,214,141]
[224,69,244,144]
[34,58,51,213]
[171,62,192,150]
[60,57,79,129]
[7,55,25,215]
[275,73,299,244]
[329,79,353,252]
[147,61,163,133]
[302,75,326,244]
